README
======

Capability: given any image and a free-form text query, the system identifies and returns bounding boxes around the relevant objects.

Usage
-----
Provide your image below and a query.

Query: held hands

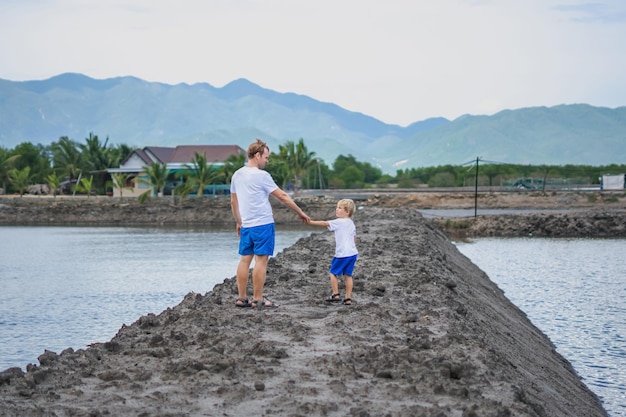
[299,212,311,224]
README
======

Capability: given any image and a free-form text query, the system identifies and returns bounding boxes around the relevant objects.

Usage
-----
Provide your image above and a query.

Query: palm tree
[110,143,134,164]
[173,180,196,206]
[50,136,82,183]
[138,162,169,201]
[8,167,32,196]
[277,138,316,193]
[185,152,224,196]
[75,175,94,197]
[0,149,21,194]
[46,172,61,197]
[79,133,113,194]
[219,153,246,184]
[111,173,133,197]
[266,155,290,189]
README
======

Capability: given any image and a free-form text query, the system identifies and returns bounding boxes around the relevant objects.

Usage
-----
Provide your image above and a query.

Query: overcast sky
[1,0,625,126]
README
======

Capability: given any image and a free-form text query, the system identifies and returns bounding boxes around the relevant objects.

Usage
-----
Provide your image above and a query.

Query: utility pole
[474,156,480,217]
[317,159,324,189]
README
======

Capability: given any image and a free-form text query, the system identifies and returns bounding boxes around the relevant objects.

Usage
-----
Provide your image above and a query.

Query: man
[230,139,311,308]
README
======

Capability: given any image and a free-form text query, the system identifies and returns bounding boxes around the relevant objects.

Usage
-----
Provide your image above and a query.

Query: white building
[601,174,625,190]
[107,145,244,197]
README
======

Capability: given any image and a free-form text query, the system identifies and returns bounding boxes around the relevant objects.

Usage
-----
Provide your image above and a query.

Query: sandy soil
[0,205,608,417]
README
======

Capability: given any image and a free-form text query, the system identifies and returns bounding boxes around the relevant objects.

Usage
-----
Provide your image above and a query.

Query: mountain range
[1,73,625,173]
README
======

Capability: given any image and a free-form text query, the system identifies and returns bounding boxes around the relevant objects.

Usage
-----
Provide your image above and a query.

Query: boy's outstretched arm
[309,220,330,228]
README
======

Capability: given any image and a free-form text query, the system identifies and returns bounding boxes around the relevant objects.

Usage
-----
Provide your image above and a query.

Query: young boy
[309,199,358,305]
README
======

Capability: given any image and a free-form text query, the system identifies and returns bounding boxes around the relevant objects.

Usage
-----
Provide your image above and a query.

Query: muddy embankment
[0,195,335,227]
[0,203,609,416]
[365,191,626,239]
[1,191,625,238]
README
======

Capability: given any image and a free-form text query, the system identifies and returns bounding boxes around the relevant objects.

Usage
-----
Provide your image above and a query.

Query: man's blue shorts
[330,254,358,277]
[239,223,275,256]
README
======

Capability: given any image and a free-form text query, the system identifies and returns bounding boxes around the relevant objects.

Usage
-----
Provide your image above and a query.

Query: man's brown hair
[247,138,269,159]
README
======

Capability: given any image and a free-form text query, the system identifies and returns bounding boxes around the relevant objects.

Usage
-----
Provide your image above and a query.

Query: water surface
[0,225,312,371]
[457,237,626,417]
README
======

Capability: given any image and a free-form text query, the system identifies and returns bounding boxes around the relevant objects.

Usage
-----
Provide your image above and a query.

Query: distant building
[601,174,625,190]
[107,145,245,197]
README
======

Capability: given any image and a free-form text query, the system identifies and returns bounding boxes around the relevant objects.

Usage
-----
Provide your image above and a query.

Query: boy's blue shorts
[330,254,358,277]
[239,223,275,256]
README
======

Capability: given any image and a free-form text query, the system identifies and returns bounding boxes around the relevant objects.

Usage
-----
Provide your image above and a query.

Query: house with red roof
[107,145,245,197]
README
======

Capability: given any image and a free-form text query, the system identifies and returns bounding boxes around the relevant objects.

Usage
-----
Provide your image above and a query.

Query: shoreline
[1,192,625,238]
[0,203,609,416]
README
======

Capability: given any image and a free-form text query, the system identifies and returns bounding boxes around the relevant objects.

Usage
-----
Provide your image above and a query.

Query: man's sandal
[326,293,341,302]
[235,297,251,308]
[251,297,279,309]
[342,298,352,306]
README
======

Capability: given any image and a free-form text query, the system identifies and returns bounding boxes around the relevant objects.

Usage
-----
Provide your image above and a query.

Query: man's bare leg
[236,254,253,300]
[252,254,269,302]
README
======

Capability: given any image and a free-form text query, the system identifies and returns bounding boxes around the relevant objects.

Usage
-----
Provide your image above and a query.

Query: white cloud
[1,0,625,125]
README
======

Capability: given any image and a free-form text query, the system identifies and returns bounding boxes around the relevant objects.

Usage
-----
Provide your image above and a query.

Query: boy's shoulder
[330,217,356,227]
[331,217,353,222]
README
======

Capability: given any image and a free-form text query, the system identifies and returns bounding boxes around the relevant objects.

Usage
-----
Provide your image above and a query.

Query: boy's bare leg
[329,273,340,295]
[236,254,253,299]
[345,275,353,300]
[252,254,269,302]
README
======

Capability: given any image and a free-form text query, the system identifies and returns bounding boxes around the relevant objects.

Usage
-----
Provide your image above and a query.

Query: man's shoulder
[233,166,258,177]
[235,166,269,175]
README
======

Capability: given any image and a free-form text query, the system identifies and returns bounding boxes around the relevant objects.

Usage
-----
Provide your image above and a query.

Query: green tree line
[394,161,626,189]
[1,135,624,196]
[1,135,133,196]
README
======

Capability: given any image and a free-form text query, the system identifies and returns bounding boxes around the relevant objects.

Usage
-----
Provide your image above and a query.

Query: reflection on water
[456,237,626,417]
[0,225,312,371]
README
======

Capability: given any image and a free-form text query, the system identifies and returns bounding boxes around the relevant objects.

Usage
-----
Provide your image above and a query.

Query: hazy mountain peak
[18,73,124,93]
[219,78,267,99]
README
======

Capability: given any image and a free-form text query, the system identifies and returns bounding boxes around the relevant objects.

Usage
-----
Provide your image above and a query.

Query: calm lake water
[0,227,624,416]
[456,238,625,417]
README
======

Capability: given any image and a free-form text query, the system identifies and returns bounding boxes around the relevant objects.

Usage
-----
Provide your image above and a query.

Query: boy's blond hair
[337,199,356,217]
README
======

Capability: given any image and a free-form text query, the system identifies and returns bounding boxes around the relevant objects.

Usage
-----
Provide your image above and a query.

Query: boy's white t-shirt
[230,166,278,228]
[327,218,358,258]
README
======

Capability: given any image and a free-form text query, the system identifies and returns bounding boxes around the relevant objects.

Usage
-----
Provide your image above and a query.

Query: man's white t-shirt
[327,218,358,258]
[230,166,278,228]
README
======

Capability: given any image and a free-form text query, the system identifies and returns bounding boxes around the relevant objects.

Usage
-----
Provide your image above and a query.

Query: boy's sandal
[235,297,251,308]
[251,297,279,309]
[326,293,341,302]
[342,298,352,306]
